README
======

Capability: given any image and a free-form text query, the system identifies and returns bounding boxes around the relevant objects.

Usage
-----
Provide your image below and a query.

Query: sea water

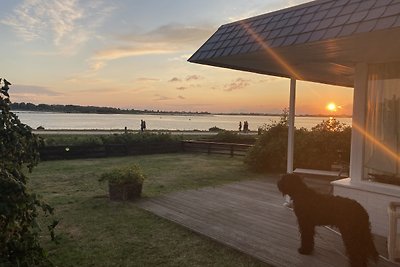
[15,111,352,131]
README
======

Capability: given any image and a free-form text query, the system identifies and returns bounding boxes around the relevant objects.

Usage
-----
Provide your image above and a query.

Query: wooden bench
[293,168,349,194]
[293,168,348,180]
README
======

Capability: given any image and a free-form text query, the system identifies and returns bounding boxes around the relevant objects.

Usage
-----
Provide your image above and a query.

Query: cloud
[118,23,214,46]
[136,77,160,82]
[90,23,214,68]
[12,84,62,96]
[89,61,106,71]
[185,75,203,81]
[176,87,187,91]
[168,77,181,83]
[2,0,115,55]
[168,54,193,62]
[167,75,202,85]
[65,73,110,85]
[153,94,187,101]
[154,94,172,101]
[92,45,174,61]
[224,78,251,92]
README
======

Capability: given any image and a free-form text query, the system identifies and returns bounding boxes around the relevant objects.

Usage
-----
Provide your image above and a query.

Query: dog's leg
[340,227,368,267]
[297,219,315,255]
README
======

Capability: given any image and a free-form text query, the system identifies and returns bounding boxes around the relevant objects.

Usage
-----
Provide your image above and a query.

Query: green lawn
[29,153,272,267]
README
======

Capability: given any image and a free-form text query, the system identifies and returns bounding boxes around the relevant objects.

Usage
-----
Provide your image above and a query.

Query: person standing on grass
[239,121,242,132]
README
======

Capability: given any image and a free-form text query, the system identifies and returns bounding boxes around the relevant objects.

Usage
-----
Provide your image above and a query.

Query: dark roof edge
[189,58,353,88]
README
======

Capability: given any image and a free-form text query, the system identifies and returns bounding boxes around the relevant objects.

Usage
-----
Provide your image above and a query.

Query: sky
[0,0,354,115]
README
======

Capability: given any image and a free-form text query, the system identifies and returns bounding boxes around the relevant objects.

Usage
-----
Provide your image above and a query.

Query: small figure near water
[140,120,147,132]
[239,121,242,132]
[243,121,249,132]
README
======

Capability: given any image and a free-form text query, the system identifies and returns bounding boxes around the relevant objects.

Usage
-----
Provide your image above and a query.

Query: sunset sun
[326,102,337,112]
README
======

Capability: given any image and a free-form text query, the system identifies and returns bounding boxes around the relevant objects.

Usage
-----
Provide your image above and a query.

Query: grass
[28,153,272,266]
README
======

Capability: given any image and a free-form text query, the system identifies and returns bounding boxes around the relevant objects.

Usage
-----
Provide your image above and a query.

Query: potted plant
[99,164,146,201]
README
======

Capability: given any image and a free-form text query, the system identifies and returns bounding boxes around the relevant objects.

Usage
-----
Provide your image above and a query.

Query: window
[364,62,400,185]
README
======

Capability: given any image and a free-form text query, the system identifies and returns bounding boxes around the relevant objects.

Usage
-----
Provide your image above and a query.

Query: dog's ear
[278,173,305,196]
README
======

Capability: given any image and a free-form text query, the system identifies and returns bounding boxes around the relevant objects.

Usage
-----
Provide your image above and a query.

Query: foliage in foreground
[0,79,56,266]
[245,111,351,173]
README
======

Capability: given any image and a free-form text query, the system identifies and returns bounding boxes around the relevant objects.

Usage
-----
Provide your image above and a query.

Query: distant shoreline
[13,109,352,118]
[32,129,258,135]
[10,102,352,118]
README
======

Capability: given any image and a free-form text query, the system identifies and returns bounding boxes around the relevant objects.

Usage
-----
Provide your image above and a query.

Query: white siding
[333,178,400,237]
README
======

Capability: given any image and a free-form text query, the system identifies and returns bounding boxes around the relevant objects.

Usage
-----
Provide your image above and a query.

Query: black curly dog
[277,174,379,267]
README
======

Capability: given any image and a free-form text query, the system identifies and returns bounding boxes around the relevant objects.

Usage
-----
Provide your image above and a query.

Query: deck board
[137,178,399,267]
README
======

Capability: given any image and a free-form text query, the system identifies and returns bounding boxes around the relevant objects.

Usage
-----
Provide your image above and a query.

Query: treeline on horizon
[9,102,351,117]
[9,102,211,115]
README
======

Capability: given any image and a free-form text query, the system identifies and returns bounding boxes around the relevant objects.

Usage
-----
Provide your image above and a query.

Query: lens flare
[239,21,302,80]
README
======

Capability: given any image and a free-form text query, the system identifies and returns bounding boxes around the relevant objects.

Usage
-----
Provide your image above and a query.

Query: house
[189,0,400,237]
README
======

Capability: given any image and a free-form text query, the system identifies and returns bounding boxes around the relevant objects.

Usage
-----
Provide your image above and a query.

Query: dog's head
[277,174,306,197]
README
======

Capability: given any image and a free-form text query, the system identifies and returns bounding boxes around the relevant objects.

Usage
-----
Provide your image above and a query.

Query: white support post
[287,78,296,174]
[284,78,296,207]
[349,63,368,182]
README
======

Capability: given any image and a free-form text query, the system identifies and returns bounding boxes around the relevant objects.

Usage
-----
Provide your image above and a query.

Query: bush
[295,119,351,170]
[245,114,351,173]
[244,114,288,172]
[42,132,181,147]
[43,135,103,147]
[99,165,146,185]
[209,126,224,132]
[210,131,256,144]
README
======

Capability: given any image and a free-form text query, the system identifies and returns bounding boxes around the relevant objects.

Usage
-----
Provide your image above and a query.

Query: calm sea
[14,111,352,131]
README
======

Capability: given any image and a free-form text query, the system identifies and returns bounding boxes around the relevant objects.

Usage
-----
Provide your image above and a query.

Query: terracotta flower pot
[108,182,143,201]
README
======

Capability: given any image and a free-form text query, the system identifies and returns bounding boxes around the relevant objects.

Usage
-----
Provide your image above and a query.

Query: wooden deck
[137,177,399,267]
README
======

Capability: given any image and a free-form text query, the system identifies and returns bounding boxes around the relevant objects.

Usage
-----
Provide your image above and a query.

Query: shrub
[295,118,351,170]
[99,165,146,185]
[209,126,224,132]
[42,132,181,147]
[210,130,256,144]
[43,135,103,147]
[244,113,288,172]
[101,132,180,146]
[245,113,351,173]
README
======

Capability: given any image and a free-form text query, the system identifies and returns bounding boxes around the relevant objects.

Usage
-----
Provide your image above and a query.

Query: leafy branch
[0,78,58,266]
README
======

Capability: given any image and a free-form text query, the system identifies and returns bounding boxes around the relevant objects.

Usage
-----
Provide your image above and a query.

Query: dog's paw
[298,247,313,255]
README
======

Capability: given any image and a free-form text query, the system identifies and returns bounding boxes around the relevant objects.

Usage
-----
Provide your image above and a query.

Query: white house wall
[333,63,400,238]
[334,178,400,237]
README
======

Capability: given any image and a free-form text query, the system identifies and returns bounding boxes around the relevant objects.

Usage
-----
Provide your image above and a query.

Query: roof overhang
[189,0,400,88]
[192,28,400,87]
